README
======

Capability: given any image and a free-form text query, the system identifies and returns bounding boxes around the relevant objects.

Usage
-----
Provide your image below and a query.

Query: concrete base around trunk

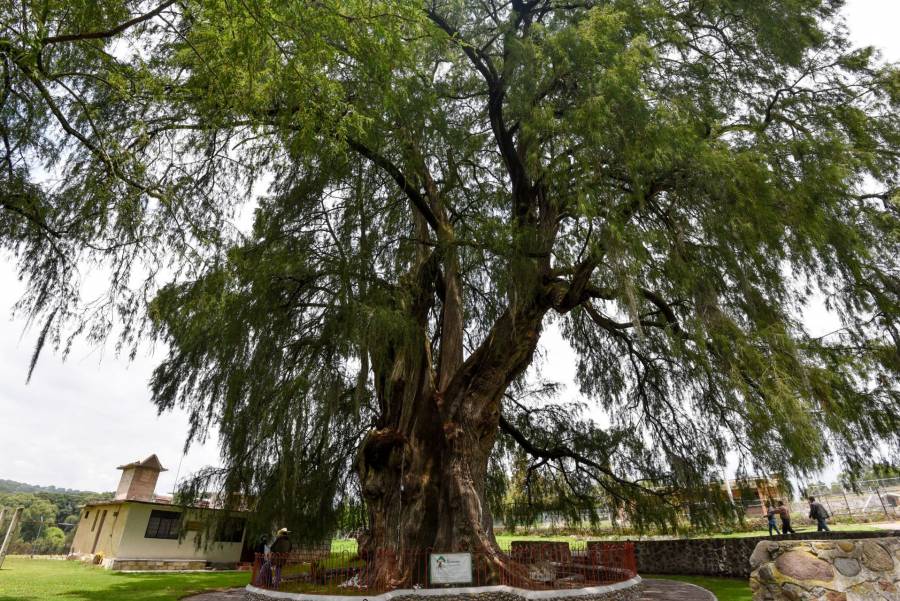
[245,577,644,601]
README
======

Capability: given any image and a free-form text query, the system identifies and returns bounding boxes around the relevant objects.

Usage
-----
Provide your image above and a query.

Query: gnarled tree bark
[357,294,548,586]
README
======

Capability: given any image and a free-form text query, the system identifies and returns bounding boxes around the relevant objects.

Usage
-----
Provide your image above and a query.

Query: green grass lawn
[331,533,589,554]
[0,556,250,601]
[330,522,883,554]
[644,575,752,601]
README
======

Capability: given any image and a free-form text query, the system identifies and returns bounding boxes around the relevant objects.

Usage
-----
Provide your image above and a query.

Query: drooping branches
[2,0,898,546]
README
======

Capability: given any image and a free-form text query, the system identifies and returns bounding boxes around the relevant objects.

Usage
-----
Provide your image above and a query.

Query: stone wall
[749,537,899,600]
[589,530,899,579]
[245,579,643,601]
[106,558,209,571]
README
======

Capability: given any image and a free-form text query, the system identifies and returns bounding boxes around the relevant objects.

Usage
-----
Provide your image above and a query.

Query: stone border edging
[246,576,643,601]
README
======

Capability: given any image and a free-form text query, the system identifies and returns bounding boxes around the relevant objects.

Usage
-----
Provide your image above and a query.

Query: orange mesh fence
[251,542,636,594]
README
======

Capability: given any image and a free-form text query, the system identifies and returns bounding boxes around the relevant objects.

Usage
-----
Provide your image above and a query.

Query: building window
[84,510,90,520]
[91,511,100,532]
[215,518,246,543]
[144,510,181,539]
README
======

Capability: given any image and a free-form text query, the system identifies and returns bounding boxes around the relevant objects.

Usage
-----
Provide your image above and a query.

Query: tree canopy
[2,0,899,553]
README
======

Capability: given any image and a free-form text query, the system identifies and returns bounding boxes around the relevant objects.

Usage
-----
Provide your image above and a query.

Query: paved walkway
[641,579,716,601]
[186,580,716,601]
[183,588,246,601]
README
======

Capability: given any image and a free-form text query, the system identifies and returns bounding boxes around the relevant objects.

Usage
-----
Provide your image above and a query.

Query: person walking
[765,503,781,537]
[777,501,796,534]
[808,496,831,532]
[270,527,292,589]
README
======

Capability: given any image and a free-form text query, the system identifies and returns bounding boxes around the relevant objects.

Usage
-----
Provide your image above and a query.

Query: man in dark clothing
[270,528,292,588]
[808,497,831,532]
[777,501,796,534]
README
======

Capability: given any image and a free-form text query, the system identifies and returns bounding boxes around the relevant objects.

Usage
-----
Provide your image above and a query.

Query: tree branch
[347,138,441,232]
[499,414,668,497]
[639,288,684,335]
[425,8,531,220]
[41,1,177,45]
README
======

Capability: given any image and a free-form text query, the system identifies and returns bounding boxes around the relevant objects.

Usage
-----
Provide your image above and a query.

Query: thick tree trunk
[357,303,546,587]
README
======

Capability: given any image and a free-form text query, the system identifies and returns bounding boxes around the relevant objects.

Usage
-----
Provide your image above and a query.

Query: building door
[91,510,108,554]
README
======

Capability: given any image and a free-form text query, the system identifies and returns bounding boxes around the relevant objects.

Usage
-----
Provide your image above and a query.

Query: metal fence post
[30,515,45,558]
[875,485,890,518]
[840,487,852,517]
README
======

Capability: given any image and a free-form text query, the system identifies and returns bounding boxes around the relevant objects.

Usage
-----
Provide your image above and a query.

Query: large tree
[3,0,900,583]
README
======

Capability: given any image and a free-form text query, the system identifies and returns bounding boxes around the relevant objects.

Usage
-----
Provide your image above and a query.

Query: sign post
[429,552,473,586]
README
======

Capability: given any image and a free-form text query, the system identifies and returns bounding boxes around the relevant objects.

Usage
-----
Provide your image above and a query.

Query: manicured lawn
[330,522,884,554]
[331,538,359,553]
[0,556,250,601]
[645,575,752,601]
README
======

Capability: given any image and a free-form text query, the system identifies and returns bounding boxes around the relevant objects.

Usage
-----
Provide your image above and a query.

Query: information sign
[429,552,473,585]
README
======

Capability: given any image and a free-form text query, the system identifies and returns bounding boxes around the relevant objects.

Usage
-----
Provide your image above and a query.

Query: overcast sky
[1,1,898,494]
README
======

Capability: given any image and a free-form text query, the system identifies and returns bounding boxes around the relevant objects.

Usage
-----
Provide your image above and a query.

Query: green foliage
[0,479,98,495]
[2,0,899,539]
[0,485,111,554]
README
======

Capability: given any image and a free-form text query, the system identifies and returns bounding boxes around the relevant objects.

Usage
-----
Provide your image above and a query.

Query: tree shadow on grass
[44,572,244,601]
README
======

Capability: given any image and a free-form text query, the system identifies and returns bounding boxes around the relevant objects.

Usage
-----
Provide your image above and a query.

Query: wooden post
[0,507,24,570]
[0,508,6,532]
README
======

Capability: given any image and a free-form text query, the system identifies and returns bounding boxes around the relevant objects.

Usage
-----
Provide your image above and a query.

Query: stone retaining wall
[749,537,899,600]
[105,558,210,571]
[245,579,643,601]
[589,530,899,578]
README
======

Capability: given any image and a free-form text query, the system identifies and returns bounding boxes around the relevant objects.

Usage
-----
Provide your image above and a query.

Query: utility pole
[0,508,6,532]
[0,507,24,570]
[30,516,45,559]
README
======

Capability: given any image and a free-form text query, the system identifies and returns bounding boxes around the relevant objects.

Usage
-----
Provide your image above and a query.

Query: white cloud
[0,262,219,493]
[844,0,900,61]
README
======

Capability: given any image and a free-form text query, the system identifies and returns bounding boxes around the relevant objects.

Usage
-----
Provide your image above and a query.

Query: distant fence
[491,478,900,531]
[251,542,636,593]
[802,478,900,519]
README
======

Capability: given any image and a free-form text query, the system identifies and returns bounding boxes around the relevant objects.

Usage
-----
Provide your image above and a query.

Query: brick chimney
[115,454,167,501]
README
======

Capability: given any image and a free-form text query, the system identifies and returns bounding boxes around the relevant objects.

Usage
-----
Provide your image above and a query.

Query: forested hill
[0,479,113,554]
[0,478,102,495]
